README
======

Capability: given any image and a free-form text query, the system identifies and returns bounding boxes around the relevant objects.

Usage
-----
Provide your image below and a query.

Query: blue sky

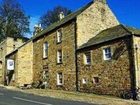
[2,0,140,37]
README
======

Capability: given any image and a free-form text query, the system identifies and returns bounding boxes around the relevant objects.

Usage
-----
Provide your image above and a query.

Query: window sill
[57,84,63,86]
[84,64,91,66]
[56,62,63,65]
[56,41,62,44]
[43,57,48,59]
[104,58,111,61]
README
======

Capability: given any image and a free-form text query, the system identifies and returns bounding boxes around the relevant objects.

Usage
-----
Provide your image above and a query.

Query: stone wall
[6,37,24,55]
[76,1,119,47]
[33,20,77,91]
[0,37,26,84]
[77,37,133,97]
[0,40,6,82]
[17,41,33,86]
[133,36,140,89]
[5,41,33,86]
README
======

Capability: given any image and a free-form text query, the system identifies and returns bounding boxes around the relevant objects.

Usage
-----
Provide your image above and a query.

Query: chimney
[33,24,43,36]
[94,0,107,4]
[59,12,65,20]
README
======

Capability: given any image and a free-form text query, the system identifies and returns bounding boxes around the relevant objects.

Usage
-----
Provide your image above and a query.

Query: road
[0,87,97,105]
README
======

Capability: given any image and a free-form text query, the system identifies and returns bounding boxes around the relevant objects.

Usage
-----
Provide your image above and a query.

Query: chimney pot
[59,12,65,20]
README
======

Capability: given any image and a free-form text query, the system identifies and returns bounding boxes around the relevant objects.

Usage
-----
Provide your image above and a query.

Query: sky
[1,0,140,37]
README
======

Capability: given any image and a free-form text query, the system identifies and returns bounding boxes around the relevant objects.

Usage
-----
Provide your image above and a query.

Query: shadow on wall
[112,38,136,100]
[5,70,14,86]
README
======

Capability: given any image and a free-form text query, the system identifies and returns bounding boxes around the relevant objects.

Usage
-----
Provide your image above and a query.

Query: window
[57,29,62,43]
[57,50,62,63]
[103,47,112,60]
[57,72,63,85]
[82,78,87,84]
[13,38,17,42]
[13,45,16,49]
[84,52,91,65]
[43,42,48,58]
[93,77,99,84]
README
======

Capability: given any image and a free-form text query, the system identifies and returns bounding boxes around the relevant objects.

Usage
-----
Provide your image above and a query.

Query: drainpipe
[132,35,138,100]
[74,20,79,91]
[134,43,140,100]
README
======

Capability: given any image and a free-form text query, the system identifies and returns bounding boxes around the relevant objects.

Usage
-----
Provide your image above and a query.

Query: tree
[0,0,30,42]
[40,6,71,28]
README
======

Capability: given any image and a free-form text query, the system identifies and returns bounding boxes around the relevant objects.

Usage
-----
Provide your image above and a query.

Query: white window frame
[57,50,62,64]
[103,47,112,60]
[57,72,63,85]
[82,78,87,84]
[43,42,48,58]
[84,51,91,65]
[57,29,62,43]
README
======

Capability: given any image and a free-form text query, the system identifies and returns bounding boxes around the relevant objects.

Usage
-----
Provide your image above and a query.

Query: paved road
[0,87,97,105]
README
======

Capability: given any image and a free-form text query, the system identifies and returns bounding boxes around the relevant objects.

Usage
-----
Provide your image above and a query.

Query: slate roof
[78,24,140,50]
[33,1,93,40]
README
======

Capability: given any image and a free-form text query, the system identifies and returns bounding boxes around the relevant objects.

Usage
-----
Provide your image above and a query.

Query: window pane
[93,77,99,84]
[103,47,111,60]
[57,50,62,63]
[57,73,63,85]
[43,42,48,58]
[84,52,91,64]
[57,29,62,43]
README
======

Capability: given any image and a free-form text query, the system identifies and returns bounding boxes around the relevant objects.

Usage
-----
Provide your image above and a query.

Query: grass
[19,89,140,105]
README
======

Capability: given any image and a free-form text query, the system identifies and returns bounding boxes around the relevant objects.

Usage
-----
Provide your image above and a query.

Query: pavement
[0,87,97,105]
[1,85,140,105]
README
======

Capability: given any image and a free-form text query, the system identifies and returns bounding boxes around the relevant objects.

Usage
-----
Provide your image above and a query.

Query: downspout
[132,35,137,100]
[74,19,79,91]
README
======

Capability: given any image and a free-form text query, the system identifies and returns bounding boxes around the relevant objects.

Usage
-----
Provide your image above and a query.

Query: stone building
[4,0,140,99]
[0,37,28,83]
[5,40,33,86]
[77,25,140,98]
[32,0,119,91]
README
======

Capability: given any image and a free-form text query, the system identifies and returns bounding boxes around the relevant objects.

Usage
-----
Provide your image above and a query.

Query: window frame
[103,47,112,60]
[43,42,49,58]
[93,77,99,84]
[82,78,87,84]
[84,51,91,65]
[57,72,63,86]
[57,49,63,64]
[56,28,63,44]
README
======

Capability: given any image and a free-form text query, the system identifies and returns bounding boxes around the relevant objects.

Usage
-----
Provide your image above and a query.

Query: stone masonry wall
[6,41,33,86]
[1,37,25,84]
[77,37,133,97]
[133,36,140,89]
[0,41,6,83]
[17,41,33,86]
[76,1,119,47]
[33,20,77,91]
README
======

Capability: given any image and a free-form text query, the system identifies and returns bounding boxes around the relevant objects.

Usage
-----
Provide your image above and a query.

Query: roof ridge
[33,1,93,40]
[95,24,122,35]
[120,24,133,34]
